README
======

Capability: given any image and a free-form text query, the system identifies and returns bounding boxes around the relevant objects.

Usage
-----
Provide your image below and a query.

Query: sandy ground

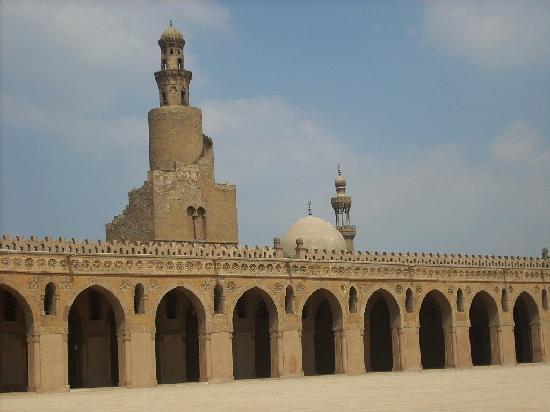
[1,364,549,412]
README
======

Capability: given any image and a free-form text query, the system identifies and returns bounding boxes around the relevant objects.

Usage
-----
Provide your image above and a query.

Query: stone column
[344,327,365,374]
[276,331,284,377]
[125,327,156,387]
[500,321,516,365]
[541,319,550,363]
[209,329,233,382]
[341,330,348,374]
[401,325,421,370]
[333,329,343,373]
[37,330,68,391]
[490,325,502,365]
[26,333,39,392]
[123,333,132,386]
[531,322,543,363]
[200,332,212,381]
[454,324,472,368]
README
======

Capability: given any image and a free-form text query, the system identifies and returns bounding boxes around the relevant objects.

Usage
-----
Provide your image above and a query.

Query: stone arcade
[1,25,549,393]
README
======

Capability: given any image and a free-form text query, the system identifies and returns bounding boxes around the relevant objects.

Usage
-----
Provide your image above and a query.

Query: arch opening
[469,292,498,366]
[0,287,31,392]
[134,283,145,315]
[67,286,125,388]
[285,285,295,314]
[44,282,56,315]
[513,292,540,364]
[301,289,343,376]
[155,287,204,384]
[419,290,453,369]
[232,287,277,379]
[364,289,401,372]
[405,288,414,313]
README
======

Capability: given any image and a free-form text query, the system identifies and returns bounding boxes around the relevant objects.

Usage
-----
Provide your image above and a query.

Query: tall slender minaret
[331,166,356,251]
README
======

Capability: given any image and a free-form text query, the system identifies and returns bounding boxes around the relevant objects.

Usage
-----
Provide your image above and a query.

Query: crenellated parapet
[1,234,549,270]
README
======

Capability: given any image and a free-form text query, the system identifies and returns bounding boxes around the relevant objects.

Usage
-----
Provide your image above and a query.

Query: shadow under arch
[0,284,36,392]
[301,288,344,376]
[65,284,127,389]
[154,286,207,384]
[469,290,501,366]
[419,289,454,369]
[231,286,280,379]
[364,288,402,372]
[513,291,542,363]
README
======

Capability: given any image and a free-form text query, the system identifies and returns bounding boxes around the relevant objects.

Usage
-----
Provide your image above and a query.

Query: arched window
[214,284,224,314]
[543,289,548,310]
[178,58,183,69]
[196,207,206,240]
[161,59,167,69]
[180,89,185,105]
[134,283,145,314]
[285,285,295,314]
[501,288,509,312]
[405,288,414,313]
[161,92,167,106]
[349,287,358,313]
[456,288,464,312]
[44,282,56,315]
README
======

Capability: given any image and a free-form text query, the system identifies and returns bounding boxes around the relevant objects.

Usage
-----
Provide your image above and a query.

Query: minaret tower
[154,21,192,107]
[331,166,356,251]
[106,23,238,244]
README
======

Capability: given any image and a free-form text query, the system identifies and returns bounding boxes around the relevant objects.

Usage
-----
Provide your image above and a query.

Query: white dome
[281,215,346,258]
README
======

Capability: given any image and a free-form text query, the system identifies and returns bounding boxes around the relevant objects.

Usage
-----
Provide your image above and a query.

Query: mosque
[0,24,548,393]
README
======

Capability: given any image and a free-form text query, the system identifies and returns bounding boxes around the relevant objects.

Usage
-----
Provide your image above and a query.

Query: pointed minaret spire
[307,201,312,216]
[330,165,356,251]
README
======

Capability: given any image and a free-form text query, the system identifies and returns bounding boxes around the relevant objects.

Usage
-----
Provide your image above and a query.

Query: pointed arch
[0,284,35,392]
[419,289,454,369]
[231,287,280,379]
[405,288,414,313]
[469,291,500,366]
[214,284,224,314]
[66,285,127,389]
[301,288,344,376]
[364,288,402,372]
[513,291,542,363]
[456,288,464,312]
[154,286,207,384]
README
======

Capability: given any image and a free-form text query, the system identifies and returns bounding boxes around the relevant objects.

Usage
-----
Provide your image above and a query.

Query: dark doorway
[314,299,335,375]
[513,295,533,363]
[368,296,393,371]
[469,294,491,366]
[419,294,445,369]
[155,288,201,383]
[232,289,273,379]
[67,288,120,388]
[0,289,28,392]
[255,301,271,378]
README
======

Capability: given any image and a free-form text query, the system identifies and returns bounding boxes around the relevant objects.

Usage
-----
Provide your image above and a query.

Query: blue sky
[1,0,549,256]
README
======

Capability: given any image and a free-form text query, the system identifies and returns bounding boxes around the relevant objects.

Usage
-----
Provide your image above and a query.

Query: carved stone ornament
[395,284,403,294]
[149,279,159,291]
[465,286,472,294]
[201,281,210,291]
[296,283,305,295]
[447,287,454,294]
[120,279,131,292]
[226,281,237,292]
[27,276,40,290]
[415,285,422,294]
[272,283,283,294]
[61,277,73,290]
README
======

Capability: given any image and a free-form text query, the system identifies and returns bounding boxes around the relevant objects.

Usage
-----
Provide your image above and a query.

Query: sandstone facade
[1,24,549,393]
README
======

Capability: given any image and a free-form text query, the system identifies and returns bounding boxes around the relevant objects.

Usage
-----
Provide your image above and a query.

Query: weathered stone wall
[1,237,549,392]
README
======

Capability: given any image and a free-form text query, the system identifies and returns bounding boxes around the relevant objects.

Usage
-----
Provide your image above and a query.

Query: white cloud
[423,0,550,69]
[203,96,550,256]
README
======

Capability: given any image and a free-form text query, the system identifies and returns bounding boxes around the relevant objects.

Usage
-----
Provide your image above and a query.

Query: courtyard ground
[1,364,549,411]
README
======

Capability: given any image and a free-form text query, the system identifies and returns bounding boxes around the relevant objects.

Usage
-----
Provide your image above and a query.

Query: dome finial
[337,164,341,176]
[307,201,312,216]
[169,19,173,27]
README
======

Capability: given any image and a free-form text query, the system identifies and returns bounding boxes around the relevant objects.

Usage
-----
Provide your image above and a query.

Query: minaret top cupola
[331,165,356,251]
[154,21,192,107]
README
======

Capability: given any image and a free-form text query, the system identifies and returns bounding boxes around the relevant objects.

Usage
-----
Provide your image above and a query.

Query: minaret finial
[169,20,173,27]
[307,201,312,216]
[337,164,341,176]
